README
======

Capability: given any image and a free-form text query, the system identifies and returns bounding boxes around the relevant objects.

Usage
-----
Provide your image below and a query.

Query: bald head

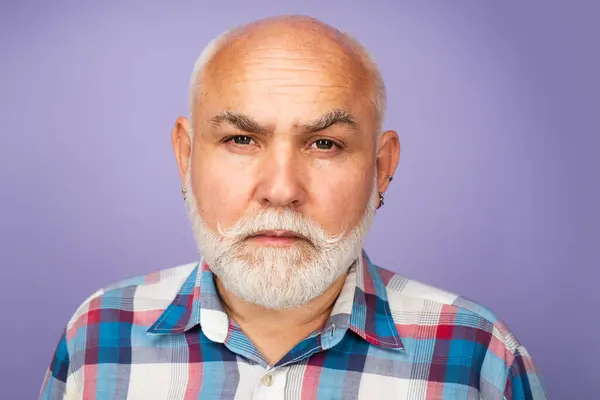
[188,16,386,136]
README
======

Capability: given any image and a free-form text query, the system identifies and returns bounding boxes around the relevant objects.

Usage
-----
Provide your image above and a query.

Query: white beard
[184,173,379,309]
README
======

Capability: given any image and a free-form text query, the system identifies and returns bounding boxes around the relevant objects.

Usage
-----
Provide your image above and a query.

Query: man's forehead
[196,82,372,134]
[193,19,377,130]
[197,74,368,129]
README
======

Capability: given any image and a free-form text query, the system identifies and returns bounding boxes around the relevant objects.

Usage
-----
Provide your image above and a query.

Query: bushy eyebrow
[209,108,359,135]
[210,111,267,134]
[302,109,359,133]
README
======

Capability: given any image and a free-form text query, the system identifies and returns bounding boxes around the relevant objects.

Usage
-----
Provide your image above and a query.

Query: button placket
[254,366,289,400]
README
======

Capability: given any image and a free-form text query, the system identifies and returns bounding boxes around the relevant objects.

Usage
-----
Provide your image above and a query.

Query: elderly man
[40,15,546,400]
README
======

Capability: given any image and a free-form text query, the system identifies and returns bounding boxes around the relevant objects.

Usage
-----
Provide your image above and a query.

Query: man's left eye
[311,139,337,150]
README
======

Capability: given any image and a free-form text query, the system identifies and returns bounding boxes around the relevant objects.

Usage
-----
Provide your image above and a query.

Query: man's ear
[376,130,401,192]
[171,116,192,188]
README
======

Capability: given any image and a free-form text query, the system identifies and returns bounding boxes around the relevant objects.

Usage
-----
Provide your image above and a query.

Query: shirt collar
[147,251,403,350]
[346,252,404,350]
[146,261,229,343]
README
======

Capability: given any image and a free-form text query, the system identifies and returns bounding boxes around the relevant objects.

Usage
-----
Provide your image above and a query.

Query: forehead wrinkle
[219,47,360,78]
[243,49,359,75]
[228,58,363,94]
[210,64,359,100]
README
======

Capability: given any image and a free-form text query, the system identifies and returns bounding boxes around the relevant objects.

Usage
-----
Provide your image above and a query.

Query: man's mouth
[246,230,307,247]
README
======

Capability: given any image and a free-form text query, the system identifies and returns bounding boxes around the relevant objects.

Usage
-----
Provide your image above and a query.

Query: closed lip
[250,230,310,242]
[250,230,304,239]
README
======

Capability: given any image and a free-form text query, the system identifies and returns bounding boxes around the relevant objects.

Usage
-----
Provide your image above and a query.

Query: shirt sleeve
[503,345,548,400]
[39,328,69,400]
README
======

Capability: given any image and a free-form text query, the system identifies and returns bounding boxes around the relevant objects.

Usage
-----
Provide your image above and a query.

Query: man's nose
[254,143,307,209]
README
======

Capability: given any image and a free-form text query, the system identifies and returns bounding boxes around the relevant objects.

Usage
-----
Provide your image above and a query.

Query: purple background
[1,1,598,398]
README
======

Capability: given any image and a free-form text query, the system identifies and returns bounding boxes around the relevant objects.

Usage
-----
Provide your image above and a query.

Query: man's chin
[221,246,316,270]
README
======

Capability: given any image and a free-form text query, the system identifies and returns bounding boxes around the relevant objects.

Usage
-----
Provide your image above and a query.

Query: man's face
[192,34,378,244]
[177,27,391,308]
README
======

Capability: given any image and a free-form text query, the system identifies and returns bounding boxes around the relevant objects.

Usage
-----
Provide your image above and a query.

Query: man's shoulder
[371,264,546,398]
[65,262,198,330]
[373,264,520,349]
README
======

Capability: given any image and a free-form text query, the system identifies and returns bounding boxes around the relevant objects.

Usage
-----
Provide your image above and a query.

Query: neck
[216,272,347,328]
[215,272,348,365]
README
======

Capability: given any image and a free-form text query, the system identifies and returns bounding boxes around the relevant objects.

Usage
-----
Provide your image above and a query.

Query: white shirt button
[261,373,273,387]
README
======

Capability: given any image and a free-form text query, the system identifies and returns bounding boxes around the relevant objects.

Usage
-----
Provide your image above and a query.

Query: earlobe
[171,117,192,186]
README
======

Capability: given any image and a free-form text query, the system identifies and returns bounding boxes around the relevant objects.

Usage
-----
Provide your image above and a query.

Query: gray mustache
[216,210,344,248]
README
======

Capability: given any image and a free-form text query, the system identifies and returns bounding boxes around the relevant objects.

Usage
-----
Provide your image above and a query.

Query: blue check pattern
[40,252,547,399]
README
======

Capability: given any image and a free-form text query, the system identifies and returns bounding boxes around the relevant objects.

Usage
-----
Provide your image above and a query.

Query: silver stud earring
[181,188,187,200]
[376,176,392,209]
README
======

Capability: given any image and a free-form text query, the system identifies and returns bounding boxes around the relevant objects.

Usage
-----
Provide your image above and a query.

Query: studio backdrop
[0,1,598,398]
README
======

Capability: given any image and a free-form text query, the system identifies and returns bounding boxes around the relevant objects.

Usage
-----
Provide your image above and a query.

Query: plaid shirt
[40,252,546,399]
